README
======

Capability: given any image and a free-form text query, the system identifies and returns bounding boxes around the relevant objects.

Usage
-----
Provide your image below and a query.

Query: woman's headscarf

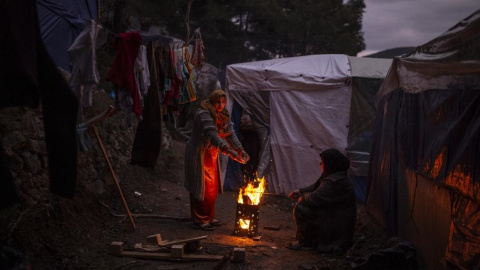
[200,90,231,135]
[319,149,350,178]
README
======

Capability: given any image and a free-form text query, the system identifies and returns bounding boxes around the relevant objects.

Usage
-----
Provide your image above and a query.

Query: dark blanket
[130,42,163,167]
[1,0,78,209]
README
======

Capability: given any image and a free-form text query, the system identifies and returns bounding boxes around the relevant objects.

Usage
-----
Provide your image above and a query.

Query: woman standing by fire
[184,90,250,231]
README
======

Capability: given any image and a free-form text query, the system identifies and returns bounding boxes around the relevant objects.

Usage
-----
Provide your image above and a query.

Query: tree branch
[185,0,195,45]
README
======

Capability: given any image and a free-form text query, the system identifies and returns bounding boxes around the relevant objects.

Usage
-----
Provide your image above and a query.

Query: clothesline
[101,23,193,48]
[104,27,120,38]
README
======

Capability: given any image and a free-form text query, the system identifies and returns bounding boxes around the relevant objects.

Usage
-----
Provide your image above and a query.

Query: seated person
[287,148,356,253]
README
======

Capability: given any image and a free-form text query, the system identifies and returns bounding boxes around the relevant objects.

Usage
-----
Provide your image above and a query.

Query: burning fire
[234,174,266,235]
[237,175,266,205]
[239,219,250,229]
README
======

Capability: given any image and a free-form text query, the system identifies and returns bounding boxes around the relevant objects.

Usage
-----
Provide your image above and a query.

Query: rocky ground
[0,89,388,270]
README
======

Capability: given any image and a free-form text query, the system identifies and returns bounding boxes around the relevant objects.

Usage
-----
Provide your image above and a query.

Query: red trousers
[190,147,219,224]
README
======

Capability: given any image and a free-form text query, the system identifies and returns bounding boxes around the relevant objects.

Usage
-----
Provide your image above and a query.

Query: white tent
[225,54,391,195]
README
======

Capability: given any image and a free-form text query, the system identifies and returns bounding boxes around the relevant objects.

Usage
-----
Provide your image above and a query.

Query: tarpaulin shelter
[36,0,98,71]
[1,0,79,208]
[366,10,480,269]
[224,55,392,201]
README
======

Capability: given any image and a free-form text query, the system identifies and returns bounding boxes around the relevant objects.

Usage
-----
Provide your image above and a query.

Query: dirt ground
[91,139,387,269]
[1,135,388,270]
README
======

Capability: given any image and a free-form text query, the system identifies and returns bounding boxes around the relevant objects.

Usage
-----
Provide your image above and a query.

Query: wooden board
[158,235,208,247]
[119,251,223,261]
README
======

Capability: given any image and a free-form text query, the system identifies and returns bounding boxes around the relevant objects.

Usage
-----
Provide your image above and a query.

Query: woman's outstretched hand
[225,148,246,164]
[239,150,250,163]
[288,190,301,200]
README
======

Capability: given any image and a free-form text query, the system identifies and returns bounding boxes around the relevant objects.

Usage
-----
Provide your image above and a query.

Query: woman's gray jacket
[184,109,243,201]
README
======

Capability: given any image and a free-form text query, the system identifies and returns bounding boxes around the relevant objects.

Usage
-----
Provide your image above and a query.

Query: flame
[239,219,250,229]
[237,175,266,205]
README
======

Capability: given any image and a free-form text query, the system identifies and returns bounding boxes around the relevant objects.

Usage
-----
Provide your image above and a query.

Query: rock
[22,152,41,174]
[7,154,25,171]
[0,117,22,132]
[26,139,46,154]
[2,131,26,149]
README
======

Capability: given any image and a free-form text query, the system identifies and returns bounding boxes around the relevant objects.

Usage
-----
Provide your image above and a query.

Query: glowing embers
[233,175,266,237]
[233,203,260,237]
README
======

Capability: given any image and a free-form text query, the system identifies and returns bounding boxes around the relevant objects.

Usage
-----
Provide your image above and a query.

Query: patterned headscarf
[200,90,231,136]
[319,149,350,179]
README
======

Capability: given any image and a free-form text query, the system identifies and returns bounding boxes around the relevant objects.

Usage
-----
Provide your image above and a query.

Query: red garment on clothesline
[106,32,143,116]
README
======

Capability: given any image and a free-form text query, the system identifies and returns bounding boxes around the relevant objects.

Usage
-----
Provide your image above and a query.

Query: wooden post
[184,0,195,44]
[232,247,245,262]
[110,242,124,255]
[170,244,185,258]
[92,125,136,230]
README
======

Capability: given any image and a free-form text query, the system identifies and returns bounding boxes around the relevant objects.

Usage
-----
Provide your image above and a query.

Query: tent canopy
[225,54,392,195]
[37,0,98,71]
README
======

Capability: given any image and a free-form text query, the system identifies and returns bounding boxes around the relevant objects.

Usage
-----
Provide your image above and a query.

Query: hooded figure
[287,149,356,253]
[184,90,250,231]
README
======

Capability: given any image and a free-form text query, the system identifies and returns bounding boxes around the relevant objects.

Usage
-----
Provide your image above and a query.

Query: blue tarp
[224,101,244,191]
[36,0,98,71]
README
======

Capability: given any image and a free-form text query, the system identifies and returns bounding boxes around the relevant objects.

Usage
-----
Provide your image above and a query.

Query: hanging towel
[68,19,107,117]
[135,45,151,97]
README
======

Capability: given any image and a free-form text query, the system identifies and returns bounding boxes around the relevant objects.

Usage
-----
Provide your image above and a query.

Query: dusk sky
[357,0,479,56]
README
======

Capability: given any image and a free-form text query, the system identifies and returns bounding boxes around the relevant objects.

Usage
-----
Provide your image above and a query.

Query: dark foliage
[102,0,365,68]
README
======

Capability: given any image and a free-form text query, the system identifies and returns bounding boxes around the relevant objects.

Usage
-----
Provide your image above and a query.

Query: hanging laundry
[179,46,197,104]
[68,19,107,121]
[166,48,184,106]
[107,32,143,116]
[134,45,150,101]
[147,41,160,94]
[131,41,164,167]
[158,45,176,106]
[114,87,135,127]
[191,28,205,70]
[173,48,184,81]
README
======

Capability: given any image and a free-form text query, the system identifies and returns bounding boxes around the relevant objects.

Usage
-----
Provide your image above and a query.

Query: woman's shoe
[195,223,214,231]
[286,241,314,251]
[209,219,222,226]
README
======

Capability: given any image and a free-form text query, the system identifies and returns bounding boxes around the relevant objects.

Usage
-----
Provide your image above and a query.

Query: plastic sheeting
[348,54,393,203]
[36,0,98,71]
[367,9,480,269]
[347,77,385,203]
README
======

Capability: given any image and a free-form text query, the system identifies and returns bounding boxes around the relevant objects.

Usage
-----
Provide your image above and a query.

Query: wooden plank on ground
[158,235,208,247]
[147,234,163,245]
[119,251,223,261]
